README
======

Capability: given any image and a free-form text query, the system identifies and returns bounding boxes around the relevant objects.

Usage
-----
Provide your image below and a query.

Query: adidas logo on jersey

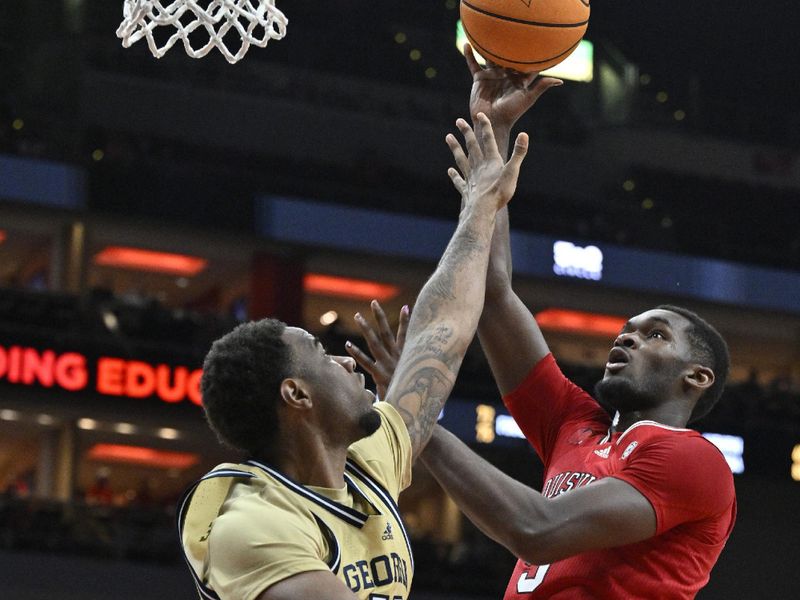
[593,446,611,459]
[381,523,394,540]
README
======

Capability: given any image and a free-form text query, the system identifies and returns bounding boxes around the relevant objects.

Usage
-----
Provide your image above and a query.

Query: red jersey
[502,354,736,600]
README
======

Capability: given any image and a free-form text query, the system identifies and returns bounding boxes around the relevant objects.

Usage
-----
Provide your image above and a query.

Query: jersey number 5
[516,564,551,593]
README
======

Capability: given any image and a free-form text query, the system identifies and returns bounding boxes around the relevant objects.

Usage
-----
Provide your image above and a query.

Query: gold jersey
[179,402,414,600]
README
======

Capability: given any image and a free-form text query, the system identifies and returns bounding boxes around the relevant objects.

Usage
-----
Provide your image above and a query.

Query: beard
[594,375,662,414]
[357,408,382,437]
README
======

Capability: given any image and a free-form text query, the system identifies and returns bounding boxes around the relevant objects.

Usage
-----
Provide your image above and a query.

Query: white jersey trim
[245,459,369,527]
[615,420,691,446]
[345,458,415,573]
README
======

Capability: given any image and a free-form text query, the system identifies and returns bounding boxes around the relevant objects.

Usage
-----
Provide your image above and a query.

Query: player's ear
[279,378,313,410]
[685,365,714,394]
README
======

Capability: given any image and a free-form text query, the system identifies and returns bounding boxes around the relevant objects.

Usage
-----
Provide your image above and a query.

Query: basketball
[460,0,590,72]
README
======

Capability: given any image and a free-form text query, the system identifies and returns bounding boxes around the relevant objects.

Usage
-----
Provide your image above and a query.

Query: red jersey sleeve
[502,354,608,465]
[613,433,736,535]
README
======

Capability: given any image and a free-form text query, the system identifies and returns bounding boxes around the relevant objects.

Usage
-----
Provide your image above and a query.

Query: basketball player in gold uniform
[178,113,543,600]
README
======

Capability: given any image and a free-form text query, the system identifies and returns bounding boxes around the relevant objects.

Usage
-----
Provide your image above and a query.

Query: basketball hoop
[117,0,288,64]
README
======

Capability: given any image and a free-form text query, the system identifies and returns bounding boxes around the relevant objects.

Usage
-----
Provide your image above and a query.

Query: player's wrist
[460,198,499,232]
[492,127,512,160]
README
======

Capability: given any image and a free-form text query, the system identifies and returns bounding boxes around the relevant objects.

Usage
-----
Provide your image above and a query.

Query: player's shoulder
[211,474,317,542]
[618,421,730,468]
[616,422,735,514]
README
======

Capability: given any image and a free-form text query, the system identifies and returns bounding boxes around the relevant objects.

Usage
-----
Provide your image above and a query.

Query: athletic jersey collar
[244,459,381,528]
[603,420,692,446]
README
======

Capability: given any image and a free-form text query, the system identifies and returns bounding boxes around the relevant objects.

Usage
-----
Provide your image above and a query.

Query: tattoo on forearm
[392,364,456,456]
[388,210,494,455]
[414,221,489,324]
[388,326,461,455]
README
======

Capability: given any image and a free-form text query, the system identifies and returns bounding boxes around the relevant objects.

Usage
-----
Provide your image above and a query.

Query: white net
[116,0,288,64]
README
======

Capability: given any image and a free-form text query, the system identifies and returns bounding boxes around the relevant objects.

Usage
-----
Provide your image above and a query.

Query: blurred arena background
[1,1,799,597]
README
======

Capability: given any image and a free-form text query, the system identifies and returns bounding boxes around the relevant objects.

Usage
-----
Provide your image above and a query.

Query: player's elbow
[509,532,554,566]
[507,512,567,565]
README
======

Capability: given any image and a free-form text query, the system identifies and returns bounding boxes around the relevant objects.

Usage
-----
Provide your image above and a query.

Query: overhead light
[114,422,136,435]
[495,415,525,439]
[77,418,98,430]
[93,246,207,276]
[319,310,339,326]
[37,414,56,426]
[793,445,800,482]
[86,443,199,469]
[101,310,119,332]
[304,273,399,301]
[157,427,180,440]
[535,309,627,337]
[0,409,20,420]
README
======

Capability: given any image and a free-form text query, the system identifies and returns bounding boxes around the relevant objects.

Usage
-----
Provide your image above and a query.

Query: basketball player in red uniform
[353,47,736,599]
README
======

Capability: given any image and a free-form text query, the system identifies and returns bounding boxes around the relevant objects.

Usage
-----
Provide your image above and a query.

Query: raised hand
[445,113,529,212]
[465,44,562,150]
[346,301,411,401]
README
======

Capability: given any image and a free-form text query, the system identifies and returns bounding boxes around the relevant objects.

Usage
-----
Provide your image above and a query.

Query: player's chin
[357,407,382,437]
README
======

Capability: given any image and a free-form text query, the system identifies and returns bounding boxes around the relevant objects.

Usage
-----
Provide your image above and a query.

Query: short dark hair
[200,318,291,455]
[657,305,730,423]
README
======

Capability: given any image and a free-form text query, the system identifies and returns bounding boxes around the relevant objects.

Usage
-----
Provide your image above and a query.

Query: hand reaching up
[346,301,411,401]
[464,43,562,139]
[446,113,529,213]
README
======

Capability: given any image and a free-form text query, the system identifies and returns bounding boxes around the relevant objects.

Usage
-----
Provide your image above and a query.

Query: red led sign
[304,273,400,301]
[93,246,207,276]
[0,344,202,406]
[535,308,627,337]
[86,444,200,469]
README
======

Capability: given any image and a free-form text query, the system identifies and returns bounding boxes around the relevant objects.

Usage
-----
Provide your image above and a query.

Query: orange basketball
[460,0,590,72]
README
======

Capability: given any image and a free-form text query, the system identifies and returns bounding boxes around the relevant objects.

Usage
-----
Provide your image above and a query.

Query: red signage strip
[535,308,627,337]
[93,246,207,276]
[303,273,400,301]
[86,443,199,469]
[0,344,202,406]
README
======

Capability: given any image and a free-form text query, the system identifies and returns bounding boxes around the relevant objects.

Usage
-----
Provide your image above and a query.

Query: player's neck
[611,405,690,434]
[270,430,349,488]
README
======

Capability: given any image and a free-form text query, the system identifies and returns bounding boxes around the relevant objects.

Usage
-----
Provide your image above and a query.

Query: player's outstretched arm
[420,426,656,564]
[461,44,560,395]
[383,114,529,458]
